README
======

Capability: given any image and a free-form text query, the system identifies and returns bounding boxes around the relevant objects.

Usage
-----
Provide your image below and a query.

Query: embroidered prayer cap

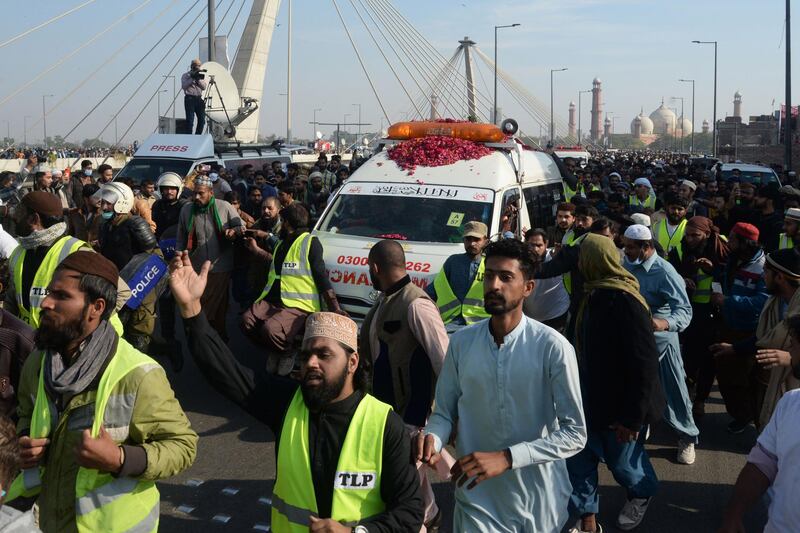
[630,213,651,227]
[303,312,358,352]
[624,224,652,241]
[194,175,213,189]
[766,248,800,280]
[56,251,119,287]
[21,191,63,218]
[785,207,800,222]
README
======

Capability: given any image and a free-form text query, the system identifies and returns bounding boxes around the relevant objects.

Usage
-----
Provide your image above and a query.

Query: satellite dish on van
[201,61,241,126]
[316,131,323,140]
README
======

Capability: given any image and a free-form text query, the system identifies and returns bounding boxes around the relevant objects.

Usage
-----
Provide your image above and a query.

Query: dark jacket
[99,214,159,270]
[0,310,34,418]
[578,288,665,431]
[152,198,189,240]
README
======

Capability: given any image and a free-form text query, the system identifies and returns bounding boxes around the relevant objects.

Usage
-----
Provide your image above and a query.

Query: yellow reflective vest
[562,230,582,295]
[8,235,88,327]
[433,256,490,325]
[779,233,794,250]
[8,341,161,533]
[256,232,322,313]
[653,218,687,254]
[629,194,656,210]
[675,243,713,304]
[271,390,390,532]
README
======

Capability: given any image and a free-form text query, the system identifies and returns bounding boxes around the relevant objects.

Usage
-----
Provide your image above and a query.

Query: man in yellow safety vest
[242,203,346,375]
[629,177,657,211]
[5,191,92,328]
[779,207,800,250]
[170,251,425,532]
[427,221,490,331]
[652,193,689,255]
[13,251,197,532]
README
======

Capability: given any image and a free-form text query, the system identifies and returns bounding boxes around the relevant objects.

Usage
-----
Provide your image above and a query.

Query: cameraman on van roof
[181,59,207,134]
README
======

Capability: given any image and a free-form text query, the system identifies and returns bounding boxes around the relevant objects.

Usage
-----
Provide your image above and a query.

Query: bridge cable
[0,0,98,49]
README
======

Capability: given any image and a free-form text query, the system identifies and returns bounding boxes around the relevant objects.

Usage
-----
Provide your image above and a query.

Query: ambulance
[313,120,565,321]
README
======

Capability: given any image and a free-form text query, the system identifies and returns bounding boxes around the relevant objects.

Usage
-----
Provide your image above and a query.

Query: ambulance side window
[523,183,563,230]
[500,188,521,236]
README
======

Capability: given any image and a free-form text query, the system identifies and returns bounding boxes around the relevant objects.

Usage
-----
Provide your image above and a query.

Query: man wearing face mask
[622,225,699,465]
[172,251,424,532]
[243,204,345,376]
[97,183,161,353]
[6,192,93,327]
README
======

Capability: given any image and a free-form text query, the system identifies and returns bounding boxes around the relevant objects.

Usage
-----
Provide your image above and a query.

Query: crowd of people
[0,143,792,533]
[0,146,136,161]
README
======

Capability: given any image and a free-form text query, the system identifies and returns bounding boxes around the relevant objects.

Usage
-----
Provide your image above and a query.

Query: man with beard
[176,174,243,340]
[170,250,424,531]
[545,202,575,249]
[426,221,490,331]
[307,172,330,221]
[523,229,570,331]
[416,238,586,532]
[652,193,689,254]
[709,223,769,434]
[710,248,800,431]
[566,234,664,533]
[728,182,758,227]
[754,184,784,252]
[622,225,699,465]
[718,314,800,533]
[242,203,345,376]
[668,217,729,418]
[12,251,196,532]
[362,240,450,531]
[6,192,93,327]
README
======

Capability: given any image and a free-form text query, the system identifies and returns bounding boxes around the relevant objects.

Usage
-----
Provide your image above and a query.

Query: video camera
[190,68,207,81]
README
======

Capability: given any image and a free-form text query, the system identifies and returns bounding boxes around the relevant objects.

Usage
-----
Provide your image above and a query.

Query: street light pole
[550,67,567,144]
[352,103,362,139]
[157,90,167,121]
[163,75,176,121]
[287,0,292,143]
[42,94,53,147]
[578,89,591,145]
[493,23,520,124]
[692,40,718,156]
[679,78,695,153]
[23,116,30,146]
[785,0,792,173]
[671,96,685,153]
[313,108,322,142]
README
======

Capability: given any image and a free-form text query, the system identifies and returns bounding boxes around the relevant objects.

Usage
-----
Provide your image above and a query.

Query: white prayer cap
[630,213,651,227]
[785,207,800,222]
[624,224,652,241]
[681,179,697,191]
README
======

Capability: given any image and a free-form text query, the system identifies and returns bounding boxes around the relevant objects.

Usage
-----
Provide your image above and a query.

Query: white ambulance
[313,121,565,320]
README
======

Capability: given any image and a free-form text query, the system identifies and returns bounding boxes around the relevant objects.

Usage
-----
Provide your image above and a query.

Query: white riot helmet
[99,182,135,214]
[156,172,184,196]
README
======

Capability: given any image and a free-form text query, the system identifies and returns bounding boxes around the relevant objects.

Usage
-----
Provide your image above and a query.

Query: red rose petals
[387,135,492,173]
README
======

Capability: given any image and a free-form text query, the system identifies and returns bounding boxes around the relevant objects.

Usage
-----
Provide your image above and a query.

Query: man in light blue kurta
[622,224,700,464]
[419,238,587,533]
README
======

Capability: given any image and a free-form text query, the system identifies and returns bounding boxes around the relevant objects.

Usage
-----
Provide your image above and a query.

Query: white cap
[630,213,651,227]
[624,224,652,241]
[785,207,800,222]
[634,177,652,189]
[681,179,697,191]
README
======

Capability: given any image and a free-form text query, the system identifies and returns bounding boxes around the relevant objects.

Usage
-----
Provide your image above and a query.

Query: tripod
[203,75,236,137]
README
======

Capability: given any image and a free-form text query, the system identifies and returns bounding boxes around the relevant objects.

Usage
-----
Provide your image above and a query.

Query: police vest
[653,219,687,254]
[8,340,161,533]
[563,181,581,202]
[271,390,390,532]
[256,232,321,313]
[779,233,795,250]
[629,194,656,210]
[8,236,87,327]
[433,257,489,325]
[676,244,712,304]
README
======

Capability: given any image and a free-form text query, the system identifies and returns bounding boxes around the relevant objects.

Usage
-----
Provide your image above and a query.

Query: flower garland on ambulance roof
[386,135,492,175]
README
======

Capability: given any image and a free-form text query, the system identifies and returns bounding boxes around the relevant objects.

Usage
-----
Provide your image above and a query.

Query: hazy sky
[1,0,795,145]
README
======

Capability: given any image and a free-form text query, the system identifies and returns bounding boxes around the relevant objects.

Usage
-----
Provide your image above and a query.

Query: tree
[1,137,14,146]
[81,138,111,149]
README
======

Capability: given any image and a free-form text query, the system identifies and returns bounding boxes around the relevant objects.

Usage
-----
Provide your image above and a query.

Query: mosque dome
[649,103,677,135]
[702,119,709,126]
[734,90,742,99]
[631,110,654,135]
